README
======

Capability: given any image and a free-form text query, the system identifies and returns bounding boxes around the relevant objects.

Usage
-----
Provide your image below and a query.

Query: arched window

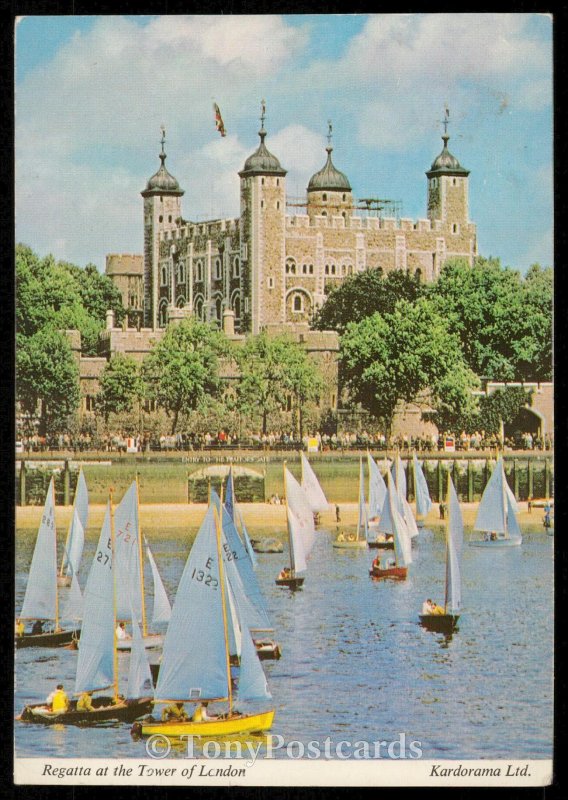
[342,193,346,201]
[195,260,203,282]
[233,256,240,278]
[161,265,167,286]
[302,264,307,275]
[195,297,204,320]
[322,211,327,217]
[234,295,241,321]
[325,264,329,275]
[215,297,222,322]
[293,294,303,312]
[331,264,336,275]
[309,264,314,274]
[214,258,222,280]
[159,300,168,327]
[376,266,384,278]
[177,295,185,308]
[177,262,185,283]
[286,258,296,275]
[415,268,422,282]
[322,193,327,202]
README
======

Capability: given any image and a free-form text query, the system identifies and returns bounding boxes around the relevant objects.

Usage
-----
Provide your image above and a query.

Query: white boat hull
[116,634,164,651]
[469,538,521,548]
[333,539,367,549]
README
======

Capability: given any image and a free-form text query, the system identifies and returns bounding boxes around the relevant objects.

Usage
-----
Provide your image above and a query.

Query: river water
[15,522,553,761]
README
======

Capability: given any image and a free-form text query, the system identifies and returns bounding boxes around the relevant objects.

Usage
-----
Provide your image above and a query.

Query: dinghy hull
[17,696,153,726]
[369,565,407,580]
[15,628,80,649]
[333,538,367,549]
[419,613,460,633]
[275,576,304,589]
[134,709,275,739]
[367,540,395,550]
[469,539,521,548]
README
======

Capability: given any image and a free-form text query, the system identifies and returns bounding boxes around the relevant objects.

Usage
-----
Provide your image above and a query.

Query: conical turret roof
[142,131,184,197]
[239,126,287,177]
[308,146,351,192]
[427,135,469,177]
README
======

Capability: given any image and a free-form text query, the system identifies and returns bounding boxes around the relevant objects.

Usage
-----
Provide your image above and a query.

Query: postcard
[14,13,553,788]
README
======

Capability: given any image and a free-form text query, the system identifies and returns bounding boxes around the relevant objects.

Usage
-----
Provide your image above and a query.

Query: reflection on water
[15,524,553,760]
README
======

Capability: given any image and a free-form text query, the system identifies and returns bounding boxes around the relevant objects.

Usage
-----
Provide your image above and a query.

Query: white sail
[393,455,407,499]
[413,453,433,517]
[20,477,58,621]
[389,475,412,567]
[285,467,315,556]
[62,469,89,578]
[357,458,368,541]
[145,540,172,625]
[376,477,395,536]
[447,477,463,613]
[75,503,115,693]
[367,453,387,518]
[505,477,519,514]
[113,482,143,622]
[236,622,271,704]
[226,579,242,658]
[236,507,258,570]
[60,565,83,622]
[127,611,153,699]
[474,459,506,533]
[155,504,229,702]
[300,452,329,513]
[287,505,308,574]
[401,495,420,539]
[506,494,523,543]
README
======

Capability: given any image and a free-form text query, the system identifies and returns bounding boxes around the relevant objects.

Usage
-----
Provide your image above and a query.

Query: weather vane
[441,107,450,136]
[327,120,333,147]
[261,99,266,127]
[160,125,166,153]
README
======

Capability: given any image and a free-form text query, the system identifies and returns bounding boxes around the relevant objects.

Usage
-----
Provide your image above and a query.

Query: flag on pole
[214,103,226,137]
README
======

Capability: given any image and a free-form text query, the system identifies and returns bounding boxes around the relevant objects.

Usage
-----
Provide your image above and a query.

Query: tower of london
[138,108,477,335]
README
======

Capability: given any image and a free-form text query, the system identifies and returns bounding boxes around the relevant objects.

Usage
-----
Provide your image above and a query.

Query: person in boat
[192,701,216,723]
[77,691,95,712]
[372,555,380,570]
[31,619,44,635]
[46,684,69,713]
[116,621,131,640]
[278,567,291,580]
[490,532,497,541]
[161,701,189,722]
[15,618,24,637]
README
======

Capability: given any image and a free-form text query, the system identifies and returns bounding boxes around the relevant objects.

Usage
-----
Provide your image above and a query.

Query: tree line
[16,244,552,444]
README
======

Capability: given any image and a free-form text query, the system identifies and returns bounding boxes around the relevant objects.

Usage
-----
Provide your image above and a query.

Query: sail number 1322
[191,557,218,589]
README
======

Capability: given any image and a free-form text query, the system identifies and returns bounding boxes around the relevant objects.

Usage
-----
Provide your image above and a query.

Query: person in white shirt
[115,622,130,640]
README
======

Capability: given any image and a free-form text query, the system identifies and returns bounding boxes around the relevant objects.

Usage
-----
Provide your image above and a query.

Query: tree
[98,354,144,424]
[474,387,533,436]
[235,333,323,437]
[16,329,80,436]
[340,298,479,443]
[431,256,552,381]
[142,318,227,434]
[312,268,425,334]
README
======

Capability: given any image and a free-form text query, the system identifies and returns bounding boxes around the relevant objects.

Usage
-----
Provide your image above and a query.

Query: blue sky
[15,14,553,272]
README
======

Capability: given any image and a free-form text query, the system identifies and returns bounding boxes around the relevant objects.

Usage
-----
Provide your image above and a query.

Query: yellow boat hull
[139,710,275,738]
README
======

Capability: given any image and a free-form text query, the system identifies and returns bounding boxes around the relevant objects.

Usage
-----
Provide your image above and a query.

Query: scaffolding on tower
[286,196,402,220]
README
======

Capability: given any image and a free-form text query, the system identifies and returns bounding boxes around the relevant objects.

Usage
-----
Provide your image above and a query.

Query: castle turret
[238,101,287,334]
[307,122,353,221]
[141,127,184,330]
[426,111,470,230]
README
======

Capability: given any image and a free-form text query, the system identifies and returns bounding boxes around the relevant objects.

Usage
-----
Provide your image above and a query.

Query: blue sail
[113,482,143,622]
[127,609,153,699]
[367,453,387,518]
[447,477,463,613]
[20,477,58,622]
[226,467,258,569]
[62,468,89,578]
[60,561,83,622]
[236,622,271,704]
[211,490,272,631]
[237,508,258,570]
[413,453,432,517]
[75,502,115,693]
[155,504,229,702]
[225,468,235,521]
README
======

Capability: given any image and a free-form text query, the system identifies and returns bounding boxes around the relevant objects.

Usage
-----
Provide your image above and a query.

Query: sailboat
[469,457,522,547]
[392,454,419,540]
[16,477,81,649]
[58,468,89,587]
[214,487,281,660]
[113,479,171,650]
[334,458,368,548]
[419,474,463,633]
[413,453,433,527]
[18,497,153,724]
[225,466,258,569]
[367,453,392,549]
[133,501,275,739]
[369,473,412,580]
[276,466,314,589]
[300,451,329,521]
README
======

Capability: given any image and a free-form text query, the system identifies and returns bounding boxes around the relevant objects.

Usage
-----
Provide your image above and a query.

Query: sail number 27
[191,557,218,589]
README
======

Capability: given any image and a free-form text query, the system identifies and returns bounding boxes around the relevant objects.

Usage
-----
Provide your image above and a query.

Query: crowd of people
[17,428,553,455]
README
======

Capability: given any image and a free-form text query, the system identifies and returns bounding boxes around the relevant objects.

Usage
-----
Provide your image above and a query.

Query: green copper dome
[142,133,184,197]
[308,146,351,192]
[240,127,287,177]
[427,135,469,177]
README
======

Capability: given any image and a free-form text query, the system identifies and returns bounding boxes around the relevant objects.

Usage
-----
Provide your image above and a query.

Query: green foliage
[142,318,227,434]
[312,268,425,334]
[474,387,533,436]
[16,243,125,356]
[340,298,479,441]
[235,332,323,436]
[98,354,144,422]
[16,328,80,435]
[431,257,552,381]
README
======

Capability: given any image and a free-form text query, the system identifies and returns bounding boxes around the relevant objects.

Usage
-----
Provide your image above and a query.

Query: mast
[444,472,450,613]
[110,488,119,701]
[501,458,508,539]
[59,470,74,577]
[53,478,60,631]
[214,489,233,715]
[135,473,148,637]
[283,462,294,576]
